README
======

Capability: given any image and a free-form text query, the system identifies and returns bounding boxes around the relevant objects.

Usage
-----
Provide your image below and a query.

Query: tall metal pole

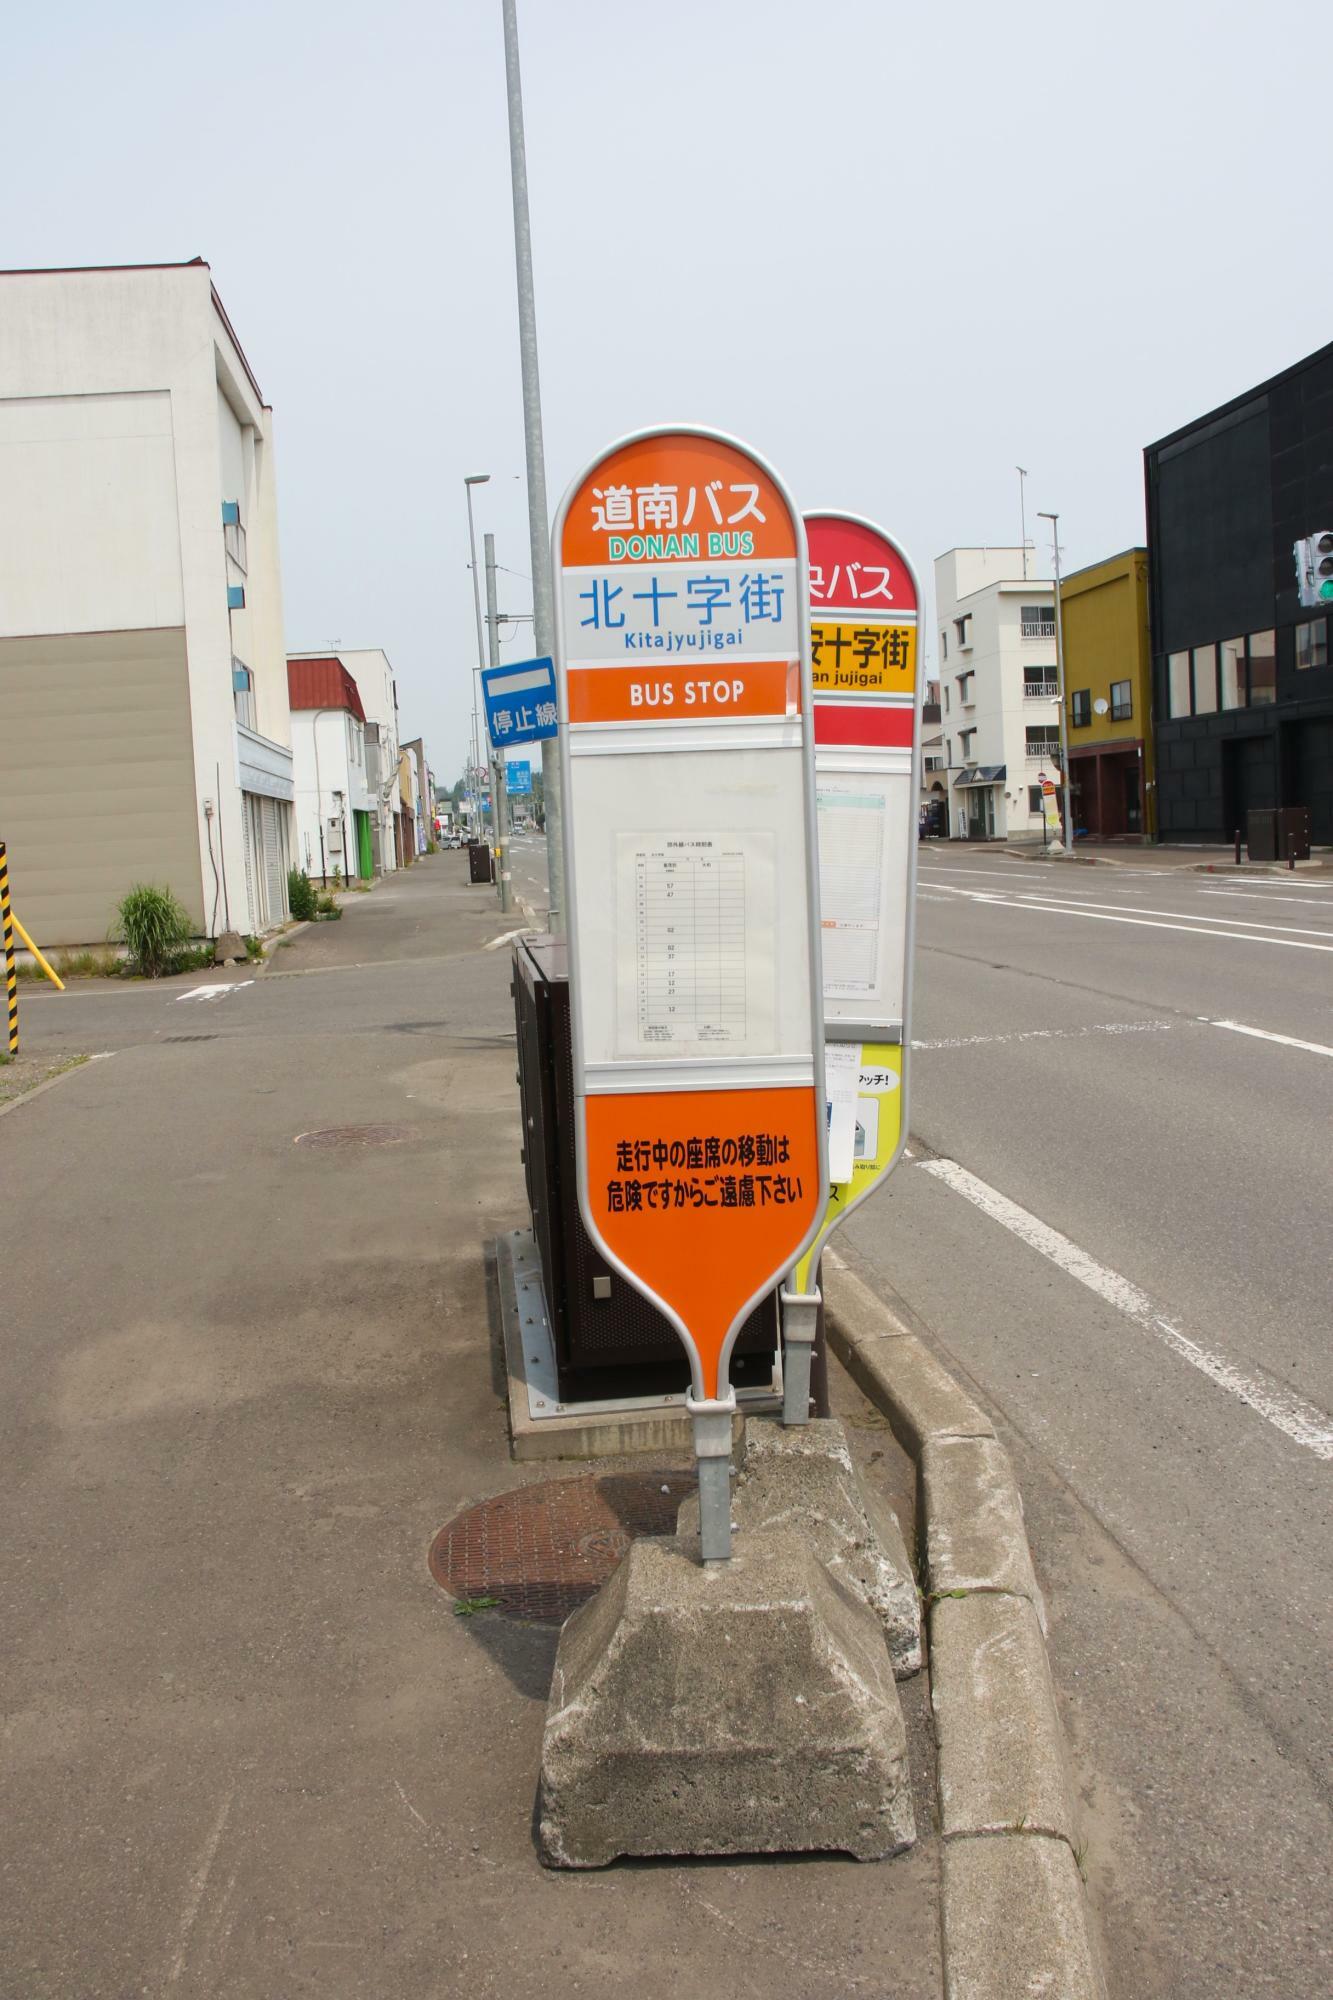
[485,532,510,913]
[501,0,564,932]
[465,474,490,839]
[1038,511,1075,854]
[1017,466,1029,579]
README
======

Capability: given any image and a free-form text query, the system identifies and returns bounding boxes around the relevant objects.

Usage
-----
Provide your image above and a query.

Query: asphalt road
[503,831,1333,1995]
[9,843,1332,1993]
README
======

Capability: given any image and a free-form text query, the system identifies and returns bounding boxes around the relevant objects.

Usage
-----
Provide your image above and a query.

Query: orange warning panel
[567,658,799,725]
[583,1085,822,1401]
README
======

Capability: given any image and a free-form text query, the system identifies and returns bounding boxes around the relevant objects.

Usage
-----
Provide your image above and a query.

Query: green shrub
[315,892,343,920]
[287,868,317,921]
[115,884,194,978]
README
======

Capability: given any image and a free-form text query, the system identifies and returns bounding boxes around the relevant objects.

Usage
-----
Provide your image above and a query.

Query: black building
[1145,341,1333,844]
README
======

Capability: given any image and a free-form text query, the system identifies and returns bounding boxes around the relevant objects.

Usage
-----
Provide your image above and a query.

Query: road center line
[1012,891,1333,939]
[912,1020,1174,1052]
[927,884,1333,952]
[918,1157,1333,1460]
[1207,1018,1333,1059]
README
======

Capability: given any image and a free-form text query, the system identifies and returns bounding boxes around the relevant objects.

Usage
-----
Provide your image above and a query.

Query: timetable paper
[817,783,888,996]
[614,831,777,1059]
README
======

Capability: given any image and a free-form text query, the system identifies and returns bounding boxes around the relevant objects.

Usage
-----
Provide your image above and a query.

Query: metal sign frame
[795,509,925,1273]
[552,426,829,1549]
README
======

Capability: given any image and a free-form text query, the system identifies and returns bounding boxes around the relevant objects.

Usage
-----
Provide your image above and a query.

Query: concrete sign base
[538,1529,915,1867]
[677,1417,921,1677]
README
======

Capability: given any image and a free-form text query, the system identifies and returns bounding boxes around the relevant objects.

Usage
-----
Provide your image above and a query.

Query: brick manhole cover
[429,1470,696,1622]
[293,1124,409,1149]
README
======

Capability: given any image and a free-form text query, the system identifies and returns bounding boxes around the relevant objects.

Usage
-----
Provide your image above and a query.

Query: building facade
[1059,549,1155,841]
[290,647,401,874]
[0,260,294,945]
[933,549,1061,840]
[286,657,373,883]
[1146,341,1333,844]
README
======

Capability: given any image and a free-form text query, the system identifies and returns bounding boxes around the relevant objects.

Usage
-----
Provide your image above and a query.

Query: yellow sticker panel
[810,622,916,695]
[794,1043,903,1293]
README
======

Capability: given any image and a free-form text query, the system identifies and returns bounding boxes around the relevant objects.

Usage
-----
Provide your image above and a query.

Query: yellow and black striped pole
[1,841,17,1056]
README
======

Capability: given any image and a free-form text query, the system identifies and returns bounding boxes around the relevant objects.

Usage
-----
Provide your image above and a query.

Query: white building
[933,549,1061,841]
[0,259,295,945]
[286,657,373,883]
[290,647,401,872]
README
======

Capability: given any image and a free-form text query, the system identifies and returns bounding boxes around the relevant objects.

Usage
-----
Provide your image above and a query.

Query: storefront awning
[953,765,1005,789]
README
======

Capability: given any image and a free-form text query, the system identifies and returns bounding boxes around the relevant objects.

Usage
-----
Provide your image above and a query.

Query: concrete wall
[935,551,1059,838]
[0,627,203,942]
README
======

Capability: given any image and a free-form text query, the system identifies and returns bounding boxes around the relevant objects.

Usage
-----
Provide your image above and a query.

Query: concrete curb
[824,1260,1107,2000]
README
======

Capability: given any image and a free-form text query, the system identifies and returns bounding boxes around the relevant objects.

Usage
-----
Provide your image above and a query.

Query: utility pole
[501,0,564,931]
[485,532,510,913]
[464,474,490,840]
[1038,511,1075,854]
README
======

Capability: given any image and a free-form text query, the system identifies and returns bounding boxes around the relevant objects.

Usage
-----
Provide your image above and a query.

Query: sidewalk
[927,836,1333,874]
[0,855,942,1999]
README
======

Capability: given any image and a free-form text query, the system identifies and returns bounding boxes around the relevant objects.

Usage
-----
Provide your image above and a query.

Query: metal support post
[687,1401,735,1562]
[484,533,510,912]
[501,0,564,931]
[780,1287,821,1426]
[1,842,17,1056]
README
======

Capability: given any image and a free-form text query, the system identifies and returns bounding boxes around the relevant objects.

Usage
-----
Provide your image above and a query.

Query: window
[1020,604,1056,639]
[1025,726,1060,758]
[1023,666,1057,697]
[945,738,952,764]
[1192,643,1217,715]
[924,755,944,772]
[232,660,256,731]
[1219,639,1244,710]
[1167,650,1191,717]
[1028,785,1044,814]
[959,727,977,758]
[1110,680,1132,721]
[956,670,974,702]
[224,517,247,572]
[940,630,948,661]
[1070,688,1092,728]
[954,615,972,648]
[1296,618,1328,671]
[944,686,950,712]
[1248,630,1276,705]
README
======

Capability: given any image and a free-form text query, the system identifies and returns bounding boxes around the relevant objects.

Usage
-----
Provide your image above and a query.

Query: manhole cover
[293,1124,409,1149]
[429,1470,695,1621]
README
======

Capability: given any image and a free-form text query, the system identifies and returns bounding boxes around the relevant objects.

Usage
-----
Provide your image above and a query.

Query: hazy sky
[5,1,1329,782]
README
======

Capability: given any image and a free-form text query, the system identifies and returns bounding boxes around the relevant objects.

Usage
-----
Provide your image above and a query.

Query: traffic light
[1295,530,1333,608]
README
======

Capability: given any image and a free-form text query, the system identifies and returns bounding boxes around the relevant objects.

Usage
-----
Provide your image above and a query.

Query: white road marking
[912,1020,1175,1052]
[1012,891,1333,939]
[918,1157,1333,1460]
[482,927,532,952]
[928,883,1333,952]
[1202,889,1333,907]
[174,981,255,1003]
[1207,1018,1333,1060]
[167,1786,235,1983]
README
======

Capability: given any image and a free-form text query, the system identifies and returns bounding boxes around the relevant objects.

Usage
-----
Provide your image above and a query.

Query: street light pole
[1038,511,1075,854]
[464,473,490,840]
[501,0,564,932]
[485,531,510,913]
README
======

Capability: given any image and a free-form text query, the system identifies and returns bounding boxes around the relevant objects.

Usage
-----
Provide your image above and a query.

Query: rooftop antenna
[1016,467,1029,578]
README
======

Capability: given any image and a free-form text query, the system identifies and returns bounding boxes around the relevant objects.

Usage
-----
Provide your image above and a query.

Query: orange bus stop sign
[553,427,827,1409]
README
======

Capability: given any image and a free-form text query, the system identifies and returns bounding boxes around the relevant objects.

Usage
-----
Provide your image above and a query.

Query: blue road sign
[482,656,558,748]
[506,759,533,795]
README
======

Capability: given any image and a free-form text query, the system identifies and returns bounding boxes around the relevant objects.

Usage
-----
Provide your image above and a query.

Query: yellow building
[1059,548,1156,841]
